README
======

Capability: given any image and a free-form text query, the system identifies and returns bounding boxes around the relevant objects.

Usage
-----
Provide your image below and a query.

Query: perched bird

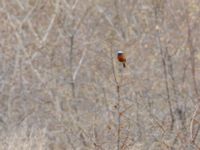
[117,50,126,68]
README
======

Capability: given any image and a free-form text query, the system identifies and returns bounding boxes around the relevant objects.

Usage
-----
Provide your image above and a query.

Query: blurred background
[0,0,200,149]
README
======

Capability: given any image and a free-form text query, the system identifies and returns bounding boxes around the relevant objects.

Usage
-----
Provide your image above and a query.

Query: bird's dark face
[117,53,123,56]
[117,50,123,56]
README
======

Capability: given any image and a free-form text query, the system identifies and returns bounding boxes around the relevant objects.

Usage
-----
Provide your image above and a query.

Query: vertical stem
[154,6,174,130]
[186,16,198,97]
[187,8,200,144]
[135,93,142,140]
[110,47,121,150]
[166,48,178,106]
[162,47,174,130]
[117,85,121,150]
[50,49,62,120]
[70,35,75,98]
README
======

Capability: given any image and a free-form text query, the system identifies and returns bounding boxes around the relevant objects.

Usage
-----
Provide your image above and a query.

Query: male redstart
[117,50,126,68]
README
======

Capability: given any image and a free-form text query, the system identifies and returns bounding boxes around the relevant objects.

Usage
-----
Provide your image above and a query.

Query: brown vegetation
[1,0,200,149]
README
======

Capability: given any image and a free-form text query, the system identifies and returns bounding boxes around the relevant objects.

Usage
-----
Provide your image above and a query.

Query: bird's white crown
[117,50,123,54]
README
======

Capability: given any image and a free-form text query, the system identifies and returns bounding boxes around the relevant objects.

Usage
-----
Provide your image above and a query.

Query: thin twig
[154,5,174,130]
[110,46,122,150]
[96,5,123,40]
[42,0,60,43]
[190,104,200,143]
[73,50,86,81]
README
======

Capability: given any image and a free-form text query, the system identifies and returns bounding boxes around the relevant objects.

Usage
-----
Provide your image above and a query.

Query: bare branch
[96,5,123,40]
[41,0,60,43]
[72,50,86,81]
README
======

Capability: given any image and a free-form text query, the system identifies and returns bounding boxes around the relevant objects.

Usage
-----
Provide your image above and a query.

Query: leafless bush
[0,0,200,149]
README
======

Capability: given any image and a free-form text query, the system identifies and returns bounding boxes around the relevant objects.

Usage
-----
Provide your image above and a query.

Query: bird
[117,50,126,68]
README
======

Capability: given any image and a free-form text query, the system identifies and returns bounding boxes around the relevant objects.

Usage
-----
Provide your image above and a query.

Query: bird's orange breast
[117,55,126,62]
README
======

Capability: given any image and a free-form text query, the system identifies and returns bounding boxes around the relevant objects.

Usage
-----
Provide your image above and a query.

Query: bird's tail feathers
[123,62,126,68]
